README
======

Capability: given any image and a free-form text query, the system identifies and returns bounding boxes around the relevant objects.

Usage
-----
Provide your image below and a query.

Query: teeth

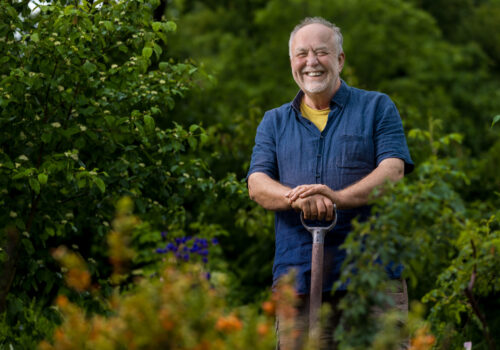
[306,72,322,76]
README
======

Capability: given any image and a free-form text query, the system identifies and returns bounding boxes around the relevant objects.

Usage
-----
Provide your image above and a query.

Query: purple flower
[183,254,190,261]
[161,231,167,239]
[205,272,211,280]
[199,250,208,257]
[202,257,208,264]
[211,238,219,245]
[166,243,177,252]
[156,248,167,254]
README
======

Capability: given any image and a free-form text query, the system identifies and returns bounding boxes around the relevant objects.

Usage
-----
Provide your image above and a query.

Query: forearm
[247,172,292,211]
[332,158,404,209]
[287,158,404,210]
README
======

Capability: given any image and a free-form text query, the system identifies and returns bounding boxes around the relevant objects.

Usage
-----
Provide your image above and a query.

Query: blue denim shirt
[247,81,414,294]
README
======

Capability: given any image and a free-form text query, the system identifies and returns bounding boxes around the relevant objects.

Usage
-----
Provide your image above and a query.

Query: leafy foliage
[1,0,500,349]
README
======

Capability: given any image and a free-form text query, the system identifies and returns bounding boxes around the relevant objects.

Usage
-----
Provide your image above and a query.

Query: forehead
[291,23,335,51]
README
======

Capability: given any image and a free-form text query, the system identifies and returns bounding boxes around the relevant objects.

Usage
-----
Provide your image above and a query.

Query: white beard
[302,78,330,94]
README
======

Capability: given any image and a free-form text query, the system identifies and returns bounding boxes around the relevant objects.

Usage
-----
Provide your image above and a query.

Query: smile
[304,71,323,77]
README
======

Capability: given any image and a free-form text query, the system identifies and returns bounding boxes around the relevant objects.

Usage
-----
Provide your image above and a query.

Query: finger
[302,200,311,220]
[308,198,318,220]
[316,198,326,221]
[299,187,322,198]
[324,200,334,221]
[290,186,313,201]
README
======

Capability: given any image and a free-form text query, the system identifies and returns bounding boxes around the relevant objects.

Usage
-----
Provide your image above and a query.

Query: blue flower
[202,257,208,264]
[190,244,200,253]
[166,243,177,252]
[155,248,167,254]
[161,231,167,239]
[199,250,209,257]
[211,238,219,245]
[183,254,190,261]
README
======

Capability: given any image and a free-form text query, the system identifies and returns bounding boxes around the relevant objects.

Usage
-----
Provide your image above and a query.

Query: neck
[303,79,341,110]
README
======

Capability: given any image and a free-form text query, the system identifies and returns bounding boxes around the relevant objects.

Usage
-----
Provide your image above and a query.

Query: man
[247,17,414,349]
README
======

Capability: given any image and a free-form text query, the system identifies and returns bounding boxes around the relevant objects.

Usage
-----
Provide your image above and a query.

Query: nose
[306,51,319,66]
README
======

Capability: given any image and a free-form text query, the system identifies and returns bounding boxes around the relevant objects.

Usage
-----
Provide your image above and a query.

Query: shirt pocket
[335,134,374,173]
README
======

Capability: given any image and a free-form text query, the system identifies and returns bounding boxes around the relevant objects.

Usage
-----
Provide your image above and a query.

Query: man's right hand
[290,194,335,221]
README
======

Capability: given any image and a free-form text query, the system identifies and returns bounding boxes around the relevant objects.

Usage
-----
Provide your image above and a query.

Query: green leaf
[38,173,48,185]
[22,239,35,256]
[103,21,114,32]
[31,33,39,42]
[94,177,105,193]
[82,61,97,74]
[492,115,500,127]
[163,21,177,32]
[41,133,52,143]
[152,22,161,32]
[159,62,169,71]
[142,47,153,59]
[188,137,198,149]
[29,178,40,194]
[144,115,155,132]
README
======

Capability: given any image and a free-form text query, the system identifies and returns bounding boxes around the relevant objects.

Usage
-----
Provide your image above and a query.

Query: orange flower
[54,328,65,341]
[66,268,91,291]
[159,309,175,330]
[56,295,69,308]
[409,326,436,350]
[257,322,270,336]
[215,314,243,332]
[262,301,275,315]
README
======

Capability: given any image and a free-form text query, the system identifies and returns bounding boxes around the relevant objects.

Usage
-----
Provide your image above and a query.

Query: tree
[0,0,240,346]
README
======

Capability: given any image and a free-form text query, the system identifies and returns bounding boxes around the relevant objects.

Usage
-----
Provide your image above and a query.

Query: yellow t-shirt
[300,100,329,132]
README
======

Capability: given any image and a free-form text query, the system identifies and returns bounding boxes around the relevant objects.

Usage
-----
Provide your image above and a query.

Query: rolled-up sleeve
[374,95,414,174]
[246,112,279,181]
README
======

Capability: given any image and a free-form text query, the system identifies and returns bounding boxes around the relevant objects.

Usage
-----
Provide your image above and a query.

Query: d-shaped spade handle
[300,204,337,338]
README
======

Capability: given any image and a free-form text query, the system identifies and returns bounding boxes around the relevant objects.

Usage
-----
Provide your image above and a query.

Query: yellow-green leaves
[142,47,153,59]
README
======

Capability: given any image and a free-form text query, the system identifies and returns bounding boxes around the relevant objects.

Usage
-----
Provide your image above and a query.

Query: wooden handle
[309,242,324,333]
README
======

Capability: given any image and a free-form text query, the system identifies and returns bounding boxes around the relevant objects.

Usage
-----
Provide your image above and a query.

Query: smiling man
[247,17,413,349]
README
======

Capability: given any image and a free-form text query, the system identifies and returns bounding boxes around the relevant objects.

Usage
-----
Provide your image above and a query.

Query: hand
[290,194,335,221]
[286,184,334,203]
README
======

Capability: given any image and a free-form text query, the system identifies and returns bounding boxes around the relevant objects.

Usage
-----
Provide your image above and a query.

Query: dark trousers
[276,279,408,350]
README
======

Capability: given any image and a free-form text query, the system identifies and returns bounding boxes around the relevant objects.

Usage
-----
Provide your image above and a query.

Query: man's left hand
[286,184,334,204]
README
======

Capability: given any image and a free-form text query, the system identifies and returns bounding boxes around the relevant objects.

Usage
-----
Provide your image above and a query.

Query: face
[290,24,345,97]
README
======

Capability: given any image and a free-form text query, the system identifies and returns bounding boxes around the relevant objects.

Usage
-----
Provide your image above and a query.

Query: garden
[0,0,499,349]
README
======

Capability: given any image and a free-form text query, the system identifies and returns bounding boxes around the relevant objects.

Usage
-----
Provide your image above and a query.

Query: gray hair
[288,17,343,58]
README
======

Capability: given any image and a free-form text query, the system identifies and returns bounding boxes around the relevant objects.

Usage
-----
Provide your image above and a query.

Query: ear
[338,52,345,72]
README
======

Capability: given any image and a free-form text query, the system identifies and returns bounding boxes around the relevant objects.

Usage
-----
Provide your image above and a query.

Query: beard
[302,78,331,94]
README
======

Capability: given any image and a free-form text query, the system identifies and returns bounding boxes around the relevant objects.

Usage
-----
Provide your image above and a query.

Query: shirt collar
[292,79,350,112]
